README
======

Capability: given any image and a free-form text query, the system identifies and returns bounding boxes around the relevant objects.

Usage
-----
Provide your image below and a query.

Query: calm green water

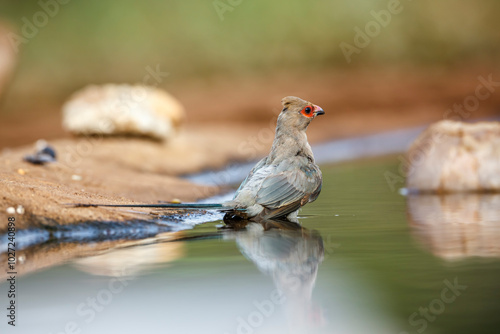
[1,158,500,334]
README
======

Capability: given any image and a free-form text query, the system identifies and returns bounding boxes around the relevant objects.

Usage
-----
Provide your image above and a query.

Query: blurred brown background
[0,0,499,148]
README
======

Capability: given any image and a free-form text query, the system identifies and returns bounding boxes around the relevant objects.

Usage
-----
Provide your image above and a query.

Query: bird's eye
[301,106,314,117]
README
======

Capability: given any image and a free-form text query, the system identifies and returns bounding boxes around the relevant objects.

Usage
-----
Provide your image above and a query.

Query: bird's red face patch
[301,104,324,118]
[300,106,315,118]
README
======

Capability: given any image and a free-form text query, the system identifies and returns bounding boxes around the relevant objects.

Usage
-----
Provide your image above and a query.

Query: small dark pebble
[23,141,57,165]
[39,145,56,159]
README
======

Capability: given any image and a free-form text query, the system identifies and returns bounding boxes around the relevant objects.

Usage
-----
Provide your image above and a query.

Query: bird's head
[278,96,325,131]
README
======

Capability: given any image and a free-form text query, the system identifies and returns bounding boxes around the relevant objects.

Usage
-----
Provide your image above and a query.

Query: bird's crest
[281,96,308,109]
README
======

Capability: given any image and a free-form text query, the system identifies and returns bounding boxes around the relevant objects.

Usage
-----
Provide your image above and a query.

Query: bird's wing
[235,157,268,194]
[256,160,322,210]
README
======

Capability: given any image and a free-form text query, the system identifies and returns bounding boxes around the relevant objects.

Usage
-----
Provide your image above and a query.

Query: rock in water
[62,84,185,141]
[406,120,500,192]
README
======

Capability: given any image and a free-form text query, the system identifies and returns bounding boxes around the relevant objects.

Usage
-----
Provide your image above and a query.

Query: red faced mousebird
[73,96,325,221]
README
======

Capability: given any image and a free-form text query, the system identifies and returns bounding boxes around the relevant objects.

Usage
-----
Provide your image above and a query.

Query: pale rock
[16,205,24,215]
[0,23,17,99]
[62,84,185,141]
[406,120,500,192]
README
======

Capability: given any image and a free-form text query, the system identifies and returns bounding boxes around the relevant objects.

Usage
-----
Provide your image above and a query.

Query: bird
[223,96,324,220]
[74,96,324,221]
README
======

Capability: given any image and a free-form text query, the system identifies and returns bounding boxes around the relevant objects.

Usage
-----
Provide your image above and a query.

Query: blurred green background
[1,0,499,148]
[1,0,499,96]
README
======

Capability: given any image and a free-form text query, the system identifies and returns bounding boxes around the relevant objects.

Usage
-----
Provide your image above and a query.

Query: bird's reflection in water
[407,194,500,260]
[67,217,326,331]
[223,218,325,331]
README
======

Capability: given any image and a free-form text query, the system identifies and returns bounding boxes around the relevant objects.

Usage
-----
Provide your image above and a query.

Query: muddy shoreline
[0,126,262,232]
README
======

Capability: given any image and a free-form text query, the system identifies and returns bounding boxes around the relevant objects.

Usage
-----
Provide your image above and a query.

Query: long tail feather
[69,203,231,210]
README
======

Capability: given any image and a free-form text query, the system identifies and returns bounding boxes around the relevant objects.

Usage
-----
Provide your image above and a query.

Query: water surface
[1,157,500,334]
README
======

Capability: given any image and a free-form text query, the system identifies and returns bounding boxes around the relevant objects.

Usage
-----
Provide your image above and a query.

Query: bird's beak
[313,105,325,116]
